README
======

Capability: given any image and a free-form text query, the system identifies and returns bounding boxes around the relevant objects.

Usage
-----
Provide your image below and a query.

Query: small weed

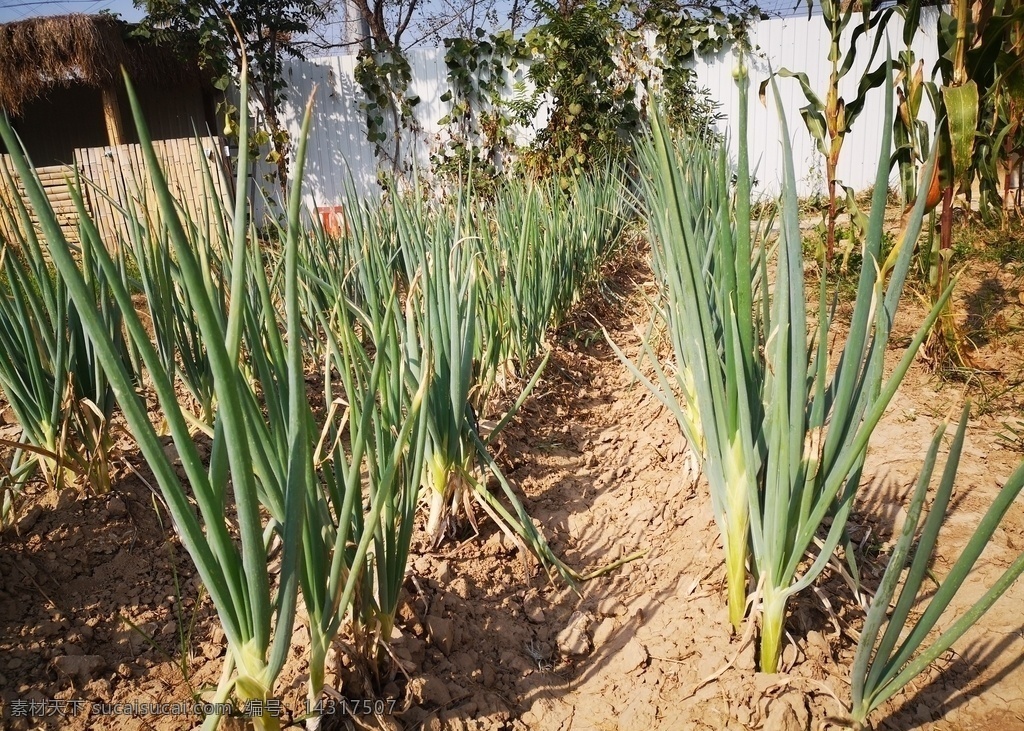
[535,440,566,452]
[750,191,829,222]
[749,197,778,220]
[992,232,1024,267]
[951,233,974,266]
[951,214,1024,269]
[802,223,897,297]
[853,184,901,209]
[964,376,1022,417]
[138,492,208,689]
[839,228,897,278]
[563,323,604,349]
[996,419,1024,452]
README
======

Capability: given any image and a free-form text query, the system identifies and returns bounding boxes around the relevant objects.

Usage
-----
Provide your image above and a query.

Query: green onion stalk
[477,182,544,370]
[850,406,1024,727]
[295,184,382,358]
[0,62,312,728]
[295,228,429,729]
[751,55,950,673]
[395,193,483,541]
[0,159,130,504]
[614,68,764,631]
[386,186,589,585]
[478,170,627,371]
[118,187,219,426]
[299,318,429,727]
[619,51,953,666]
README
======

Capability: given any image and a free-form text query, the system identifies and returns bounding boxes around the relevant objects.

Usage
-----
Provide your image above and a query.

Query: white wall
[271,7,942,210]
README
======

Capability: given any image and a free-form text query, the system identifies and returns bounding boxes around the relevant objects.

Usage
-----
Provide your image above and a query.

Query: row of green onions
[0,65,422,729]
[613,50,980,679]
[0,57,631,725]
[293,162,629,578]
[0,156,131,514]
[618,49,1024,728]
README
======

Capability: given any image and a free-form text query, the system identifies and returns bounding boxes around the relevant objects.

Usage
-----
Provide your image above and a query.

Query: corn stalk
[771,0,896,268]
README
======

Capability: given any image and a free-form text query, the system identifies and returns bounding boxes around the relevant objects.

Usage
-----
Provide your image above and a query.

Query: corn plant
[851,405,1024,727]
[770,0,895,266]
[893,48,930,207]
[617,54,955,671]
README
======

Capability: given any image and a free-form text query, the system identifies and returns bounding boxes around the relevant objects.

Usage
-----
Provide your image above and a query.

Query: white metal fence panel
[272,7,942,211]
[720,8,941,197]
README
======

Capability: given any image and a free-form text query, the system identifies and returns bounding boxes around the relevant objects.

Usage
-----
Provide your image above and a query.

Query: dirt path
[401,252,1024,731]
[1,252,1023,731]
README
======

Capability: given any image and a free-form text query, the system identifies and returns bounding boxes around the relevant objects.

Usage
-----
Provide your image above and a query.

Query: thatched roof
[0,14,202,114]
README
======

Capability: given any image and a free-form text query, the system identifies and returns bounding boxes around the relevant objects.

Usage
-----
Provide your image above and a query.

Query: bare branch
[394,0,419,47]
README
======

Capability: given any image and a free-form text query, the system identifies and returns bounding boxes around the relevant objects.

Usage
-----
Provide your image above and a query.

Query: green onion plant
[295,230,429,727]
[750,58,951,673]
[389,184,590,586]
[609,63,771,631]
[476,168,627,370]
[850,405,1024,727]
[0,157,131,513]
[119,187,220,426]
[614,52,955,672]
[0,65,310,728]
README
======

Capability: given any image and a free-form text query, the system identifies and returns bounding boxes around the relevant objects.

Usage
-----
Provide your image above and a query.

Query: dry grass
[0,14,198,114]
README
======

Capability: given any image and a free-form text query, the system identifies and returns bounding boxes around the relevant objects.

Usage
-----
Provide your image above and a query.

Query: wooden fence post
[101,87,126,147]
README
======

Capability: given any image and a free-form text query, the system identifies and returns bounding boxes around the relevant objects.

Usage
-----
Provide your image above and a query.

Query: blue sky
[0,0,808,32]
[0,0,142,23]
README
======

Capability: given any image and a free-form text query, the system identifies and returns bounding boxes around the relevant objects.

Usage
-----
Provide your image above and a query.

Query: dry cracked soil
[1,248,1023,731]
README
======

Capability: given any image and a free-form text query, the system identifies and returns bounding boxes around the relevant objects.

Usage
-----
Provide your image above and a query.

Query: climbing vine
[354,46,421,176]
[516,1,642,178]
[647,2,759,136]
[433,29,532,187]
[353,0,761,186]
[513,0,761,178]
